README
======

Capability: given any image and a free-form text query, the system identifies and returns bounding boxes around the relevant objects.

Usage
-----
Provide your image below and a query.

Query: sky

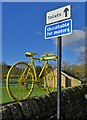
[2,2,86,66]
[1,0,87,2]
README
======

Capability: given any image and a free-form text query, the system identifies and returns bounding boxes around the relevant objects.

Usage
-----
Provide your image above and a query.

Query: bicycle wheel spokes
[37,77,47,92]
[6,62,34,101]
[45,66,55,92]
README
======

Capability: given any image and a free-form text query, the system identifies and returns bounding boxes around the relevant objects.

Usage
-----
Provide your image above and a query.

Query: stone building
[54,69,81,88]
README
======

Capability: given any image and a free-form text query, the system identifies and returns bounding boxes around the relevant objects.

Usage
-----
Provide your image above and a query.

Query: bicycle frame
[28,57,49,82]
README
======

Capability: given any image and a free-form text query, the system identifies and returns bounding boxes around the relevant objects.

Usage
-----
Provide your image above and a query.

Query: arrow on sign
[64,7,69,17]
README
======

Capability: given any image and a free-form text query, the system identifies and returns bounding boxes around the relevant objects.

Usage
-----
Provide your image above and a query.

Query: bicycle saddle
[25,52,37,57]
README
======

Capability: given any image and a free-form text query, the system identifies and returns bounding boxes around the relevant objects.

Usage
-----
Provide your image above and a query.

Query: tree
[62,61,86,82]
[62,61,71,72]
[2,62,9,78]
[76,46,87,81]
[69,64,85,80]
[35,66,42,76]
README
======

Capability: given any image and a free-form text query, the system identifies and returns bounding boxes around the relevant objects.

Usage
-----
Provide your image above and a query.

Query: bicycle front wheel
[45,65,55,92]
[6,62,34,101]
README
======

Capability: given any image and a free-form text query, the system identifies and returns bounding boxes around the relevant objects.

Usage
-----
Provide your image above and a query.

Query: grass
[0,84,56,104]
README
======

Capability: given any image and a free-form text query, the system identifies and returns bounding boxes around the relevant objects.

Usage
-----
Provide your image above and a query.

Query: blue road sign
[45,19,72,39]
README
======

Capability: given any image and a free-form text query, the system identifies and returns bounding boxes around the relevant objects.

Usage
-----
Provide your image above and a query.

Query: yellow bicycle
[6,52,57,101]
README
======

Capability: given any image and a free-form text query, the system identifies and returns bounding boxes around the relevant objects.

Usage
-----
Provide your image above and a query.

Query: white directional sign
[46,5,71,24]
[45,19,72,39]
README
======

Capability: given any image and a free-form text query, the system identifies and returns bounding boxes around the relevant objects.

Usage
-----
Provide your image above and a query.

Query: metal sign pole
[45,4,71,120]
[57,36,62,120]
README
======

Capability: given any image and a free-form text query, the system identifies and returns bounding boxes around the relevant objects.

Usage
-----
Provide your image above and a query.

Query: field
[0,84,56,104]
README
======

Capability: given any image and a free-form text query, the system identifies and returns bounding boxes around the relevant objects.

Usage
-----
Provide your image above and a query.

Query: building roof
[61,70,80,80]
[55,69,84,82]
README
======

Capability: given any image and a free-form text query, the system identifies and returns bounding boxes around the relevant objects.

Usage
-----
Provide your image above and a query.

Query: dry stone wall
[0,84,87,120]
[61,84,87,120]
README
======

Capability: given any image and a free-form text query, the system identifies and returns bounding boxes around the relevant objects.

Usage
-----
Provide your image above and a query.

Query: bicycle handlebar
[40,53,57,57]
[39,55,58,62]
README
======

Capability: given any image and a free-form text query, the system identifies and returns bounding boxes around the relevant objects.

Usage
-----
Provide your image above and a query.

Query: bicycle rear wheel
[45,65,55,92]
[6,62,34,101]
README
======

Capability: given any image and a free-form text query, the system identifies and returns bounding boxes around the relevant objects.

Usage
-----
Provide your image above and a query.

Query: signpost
[45,19,72,39]
[45,5,72,120]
